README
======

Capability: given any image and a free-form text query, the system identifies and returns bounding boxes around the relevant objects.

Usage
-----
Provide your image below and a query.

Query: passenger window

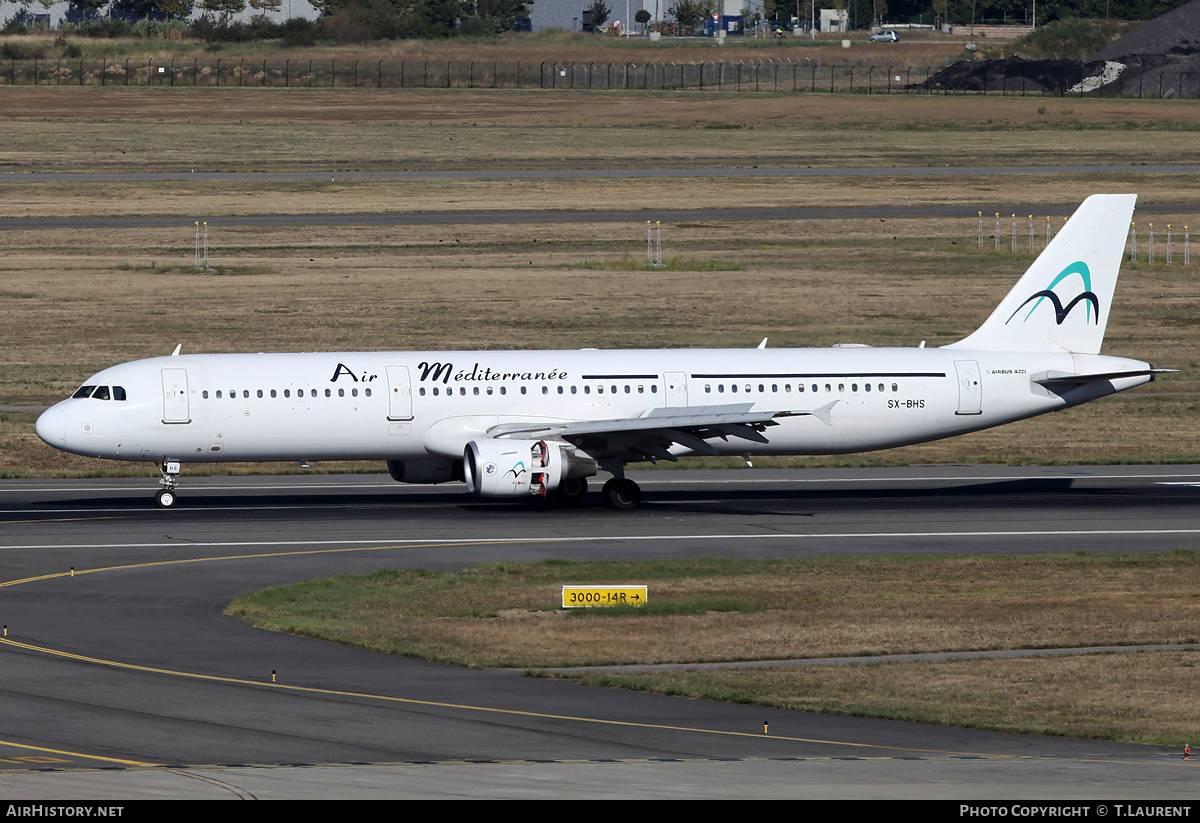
[325,389,331,397]
[216,390,223,399]
[352,388,358,397]
[339,388,345,397]
[72,385,96,399]
[257,389,263,398]
[365,388,372,397]
[283,389,290,398]
[270,389,277,398]
[203,390,210,399]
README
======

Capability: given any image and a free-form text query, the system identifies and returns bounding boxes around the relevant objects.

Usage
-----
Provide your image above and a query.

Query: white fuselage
[35,346,1152,465]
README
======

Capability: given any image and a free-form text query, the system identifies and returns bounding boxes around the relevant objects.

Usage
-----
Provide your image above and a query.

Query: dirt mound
[1097,0,1200,60]
[922,56,1086,94]
[923,2,1200,96]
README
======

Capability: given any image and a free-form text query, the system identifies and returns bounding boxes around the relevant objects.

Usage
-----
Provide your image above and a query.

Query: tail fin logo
[1005,261,1099,326]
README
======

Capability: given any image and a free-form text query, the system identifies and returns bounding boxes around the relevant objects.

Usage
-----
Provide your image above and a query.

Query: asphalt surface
[2,163,1199,232]
[1,466,1199,798]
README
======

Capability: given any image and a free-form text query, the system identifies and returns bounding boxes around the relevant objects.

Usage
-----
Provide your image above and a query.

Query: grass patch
[573,254,743,272]
[570,597,765,617]
[226,553,1200,743]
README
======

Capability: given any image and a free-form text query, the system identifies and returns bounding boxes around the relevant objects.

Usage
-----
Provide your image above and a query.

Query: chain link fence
[3,56,1196,97]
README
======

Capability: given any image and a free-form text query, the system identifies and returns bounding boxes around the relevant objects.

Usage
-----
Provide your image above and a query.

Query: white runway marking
[5,529,1200,552]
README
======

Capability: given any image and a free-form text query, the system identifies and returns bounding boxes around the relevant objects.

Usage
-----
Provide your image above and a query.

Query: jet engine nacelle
[387,458,461,484]
[464,438,567,497]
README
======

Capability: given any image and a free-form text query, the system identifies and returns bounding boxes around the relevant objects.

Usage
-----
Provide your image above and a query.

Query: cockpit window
[92,386,111,400]
[72,385,96,399]
[113,386,127,401]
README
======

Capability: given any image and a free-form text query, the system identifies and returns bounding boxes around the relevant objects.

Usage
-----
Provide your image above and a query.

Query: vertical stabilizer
[946,194,1136,355]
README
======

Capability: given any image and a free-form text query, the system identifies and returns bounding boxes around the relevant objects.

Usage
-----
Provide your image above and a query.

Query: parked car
[869,29,900,42]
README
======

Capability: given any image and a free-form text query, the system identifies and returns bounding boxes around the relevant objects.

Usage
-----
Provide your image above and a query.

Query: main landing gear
[601,477,642,510]
[156,461,181,508]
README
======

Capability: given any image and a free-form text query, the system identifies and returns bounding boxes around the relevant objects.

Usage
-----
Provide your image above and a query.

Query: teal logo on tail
[1005,261,1099,326]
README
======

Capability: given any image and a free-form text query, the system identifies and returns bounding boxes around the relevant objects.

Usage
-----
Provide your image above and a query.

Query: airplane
[35,194,1168,510]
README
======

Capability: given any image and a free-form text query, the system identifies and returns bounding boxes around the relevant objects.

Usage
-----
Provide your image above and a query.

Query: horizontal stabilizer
[1031,368,1176,386]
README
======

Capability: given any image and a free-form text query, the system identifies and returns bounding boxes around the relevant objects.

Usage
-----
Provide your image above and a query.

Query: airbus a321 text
[36,194,1168,510]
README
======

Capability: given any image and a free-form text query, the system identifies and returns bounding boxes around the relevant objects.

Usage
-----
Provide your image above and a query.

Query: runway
[1,466,1198,798]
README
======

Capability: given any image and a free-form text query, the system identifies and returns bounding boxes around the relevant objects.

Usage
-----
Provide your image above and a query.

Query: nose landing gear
[156,461,181,508]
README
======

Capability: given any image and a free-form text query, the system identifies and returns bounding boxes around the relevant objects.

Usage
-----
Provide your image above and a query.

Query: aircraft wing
[488,401,838,463]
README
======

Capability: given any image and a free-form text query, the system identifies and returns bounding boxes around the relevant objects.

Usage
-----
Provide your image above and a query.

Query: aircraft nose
[35,406,66,446]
